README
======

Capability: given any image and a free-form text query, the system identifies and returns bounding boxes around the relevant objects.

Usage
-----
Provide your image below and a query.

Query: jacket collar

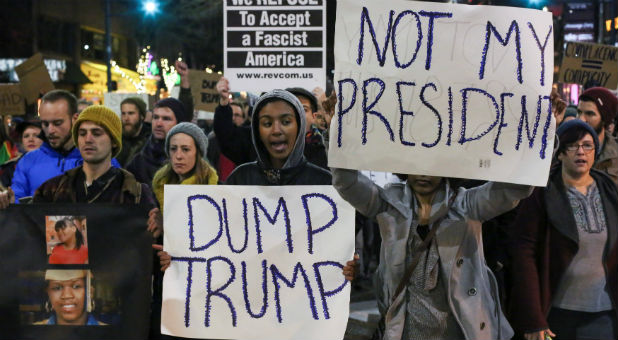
[40,142,81,159]
[402,179,454,224]
[597,132,618,164]
[545,168,618,247]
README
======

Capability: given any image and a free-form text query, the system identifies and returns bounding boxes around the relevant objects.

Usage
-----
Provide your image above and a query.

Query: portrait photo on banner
[19,269,120,326]
[45,216,89,265]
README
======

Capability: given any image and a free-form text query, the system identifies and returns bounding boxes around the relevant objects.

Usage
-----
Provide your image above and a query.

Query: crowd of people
[0,56,617,339]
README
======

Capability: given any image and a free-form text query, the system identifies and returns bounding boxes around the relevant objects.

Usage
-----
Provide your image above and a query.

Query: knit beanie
[73,105,122,157]
[564,105,578,120]
[286,87,318,113]
[556,119,600,159]
[165,122,208,158]
[155,97,191,123]
[579,87,618,128]
[120,97,147,118]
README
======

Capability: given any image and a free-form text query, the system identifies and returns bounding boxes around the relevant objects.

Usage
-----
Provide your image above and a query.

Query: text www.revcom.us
[236,72,314,79]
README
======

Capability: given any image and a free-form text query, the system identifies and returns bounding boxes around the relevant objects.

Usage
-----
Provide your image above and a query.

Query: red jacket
[508,168,618,333]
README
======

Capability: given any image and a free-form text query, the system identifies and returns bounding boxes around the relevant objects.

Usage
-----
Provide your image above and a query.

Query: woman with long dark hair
[49,218,88,265]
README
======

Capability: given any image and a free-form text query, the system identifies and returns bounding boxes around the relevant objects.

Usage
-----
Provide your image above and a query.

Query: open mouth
[575,159,587,166]
[270,141,288,153]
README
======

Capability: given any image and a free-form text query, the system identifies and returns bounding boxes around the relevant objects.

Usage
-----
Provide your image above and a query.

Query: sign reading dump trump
[330,0,555,186]
[224,0,326,93]
[161,185,355,340]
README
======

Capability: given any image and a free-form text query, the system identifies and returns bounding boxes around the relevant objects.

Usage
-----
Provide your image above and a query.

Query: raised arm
[457,181,534,223]
[331,167,390,219]
[213,77,254,165]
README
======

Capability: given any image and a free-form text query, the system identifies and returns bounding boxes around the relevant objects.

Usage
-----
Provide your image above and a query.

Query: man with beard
[11,90,119,202]
[577,87,618,183]
[116,97,150,166]
[0,106,158,219]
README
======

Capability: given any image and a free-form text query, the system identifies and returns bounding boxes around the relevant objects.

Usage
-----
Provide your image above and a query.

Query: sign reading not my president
[330,0,555,186]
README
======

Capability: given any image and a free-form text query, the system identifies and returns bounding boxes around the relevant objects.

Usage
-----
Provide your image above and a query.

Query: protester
[508,120,618,340]
[577,87,618,183]
[563,105,577,125]
[20,105,156,212]
[551,88,567,127]
[0,119,18,165]
[77,98,93,114]
[35,270,105,325]
[154,90,345,275]
[213,78,328,169]
[48,218,88,265]
[125,97,191,187]
[0,105,158,236]
[331,165,533,338]
[152,122,218,207]
[116,96,151,166]
[0,120,43,188]
[225,89,331,185]
[207,101,245,182]
[11,90,81,201]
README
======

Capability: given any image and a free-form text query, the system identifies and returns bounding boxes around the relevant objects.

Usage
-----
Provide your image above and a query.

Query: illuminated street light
[143,1,159,15]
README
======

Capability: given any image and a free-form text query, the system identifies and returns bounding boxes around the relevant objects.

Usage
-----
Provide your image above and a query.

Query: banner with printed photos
[0,203,152,340]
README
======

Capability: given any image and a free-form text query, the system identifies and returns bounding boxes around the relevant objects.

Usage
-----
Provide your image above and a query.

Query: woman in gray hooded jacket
[332,168,533,340]
[225,89,331,186]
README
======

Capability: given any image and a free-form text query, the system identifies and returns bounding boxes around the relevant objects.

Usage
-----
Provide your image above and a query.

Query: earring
[44,300,52,314]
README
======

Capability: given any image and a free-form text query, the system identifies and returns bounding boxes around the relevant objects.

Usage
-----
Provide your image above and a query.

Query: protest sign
[161,185,355,340]
[0,204,152,339]
[224,0,326,93]
[188,70,223,112]
[103,92,150,117]
[329,0,555,186]
[13,53,55,104]
[0,84,25,115]
[559,41,618,89]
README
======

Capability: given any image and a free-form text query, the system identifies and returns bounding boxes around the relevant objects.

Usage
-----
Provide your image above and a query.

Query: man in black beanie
[126,97,191,186]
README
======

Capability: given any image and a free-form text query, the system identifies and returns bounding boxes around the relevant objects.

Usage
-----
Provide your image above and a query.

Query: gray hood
[251,89,306,169]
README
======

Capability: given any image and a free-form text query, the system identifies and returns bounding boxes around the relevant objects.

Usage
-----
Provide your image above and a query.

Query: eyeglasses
[565,143,595,153]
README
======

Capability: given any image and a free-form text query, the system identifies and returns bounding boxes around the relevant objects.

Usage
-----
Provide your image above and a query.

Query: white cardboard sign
[162,185,355,340]
[329,0,555,186]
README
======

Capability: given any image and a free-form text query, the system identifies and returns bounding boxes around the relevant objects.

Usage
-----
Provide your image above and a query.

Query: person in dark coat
[125,97,192,187]
[225,89,331,185]
[509,119,618,340]
[117,96,151,166]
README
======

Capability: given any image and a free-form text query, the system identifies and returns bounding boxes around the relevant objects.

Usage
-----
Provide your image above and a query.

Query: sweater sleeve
[213,104,254,165]
[507,189,549,333]
[458,181,534,223]
[178,87,194,117]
